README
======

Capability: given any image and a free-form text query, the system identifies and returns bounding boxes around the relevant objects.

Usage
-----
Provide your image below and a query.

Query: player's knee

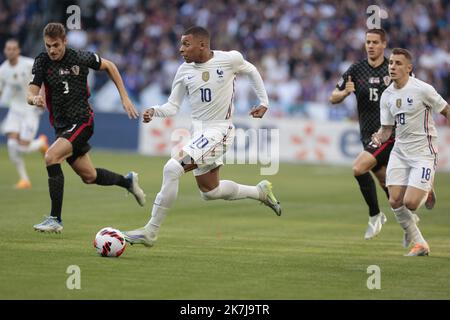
[44,152,57,165]
[404,199,419,211]
[163,158,185,180]
[389,196,403,209]
[81,177,96,184]
[200,186,220,201]
[200,191,212,201]
[81,174,96,184]
[352,164,366,177]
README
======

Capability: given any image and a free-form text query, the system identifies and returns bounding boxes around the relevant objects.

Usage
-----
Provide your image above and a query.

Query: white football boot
[125,171,146,207]
[364,212,387,240]
[123,228,157,247]
[256,180,282,216]
[33,216,63,233]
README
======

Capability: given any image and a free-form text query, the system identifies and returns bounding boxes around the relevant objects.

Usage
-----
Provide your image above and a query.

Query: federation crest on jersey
[216,68,224,83]
[202,71,210,82]
[383,76,391,86]
[71,65,80,76]
[396,98,402,108]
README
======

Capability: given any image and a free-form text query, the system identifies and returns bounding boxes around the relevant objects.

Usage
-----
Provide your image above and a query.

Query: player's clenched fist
[345,75,355,95]
[32,95,45,107]
[249,105,268,118]
[143,108,155,123]
[371,132,382,147]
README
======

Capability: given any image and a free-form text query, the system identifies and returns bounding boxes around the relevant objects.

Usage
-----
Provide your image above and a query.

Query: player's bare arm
[27,84,45,107]
[249,105,267,118]
[371,125,393,147]
[441,104,450,126]
[143,108,155,123]
[99,58,139,119]
[329,76,355,104]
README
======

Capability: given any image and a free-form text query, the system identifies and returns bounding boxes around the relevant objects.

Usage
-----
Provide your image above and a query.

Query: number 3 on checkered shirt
[191,134,209,149]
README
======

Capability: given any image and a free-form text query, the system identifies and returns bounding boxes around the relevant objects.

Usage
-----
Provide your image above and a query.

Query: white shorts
[1,106,42,141]
[182,121,235,176]
[386,150,437,192]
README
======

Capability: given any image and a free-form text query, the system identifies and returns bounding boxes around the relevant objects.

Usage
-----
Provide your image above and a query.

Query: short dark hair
[43,22,66,40]
[5,38,20,47]
[391,48,413,62]
[366,28,387,42]
[183,26,210,41]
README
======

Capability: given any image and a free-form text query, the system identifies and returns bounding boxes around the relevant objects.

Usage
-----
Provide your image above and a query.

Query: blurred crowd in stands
[1,0,449,123]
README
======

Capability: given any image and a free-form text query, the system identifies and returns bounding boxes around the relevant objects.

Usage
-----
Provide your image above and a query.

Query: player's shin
[7,139,29,182]
[47,164,64,222]
[355,172,380,216]
[144,194,169,234]
[200,180,260,201]
[14,138,45,153]
[144,159,185,233]
[392,206,426,245]
[94,168,130,187]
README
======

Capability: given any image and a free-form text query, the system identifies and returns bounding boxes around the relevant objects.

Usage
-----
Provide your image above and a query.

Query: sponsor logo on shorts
[65,124,77,133]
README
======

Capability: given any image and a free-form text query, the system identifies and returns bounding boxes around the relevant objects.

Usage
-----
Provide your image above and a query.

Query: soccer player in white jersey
[124,26,281,247]
[0,39,49,189]
[372,48,450,256]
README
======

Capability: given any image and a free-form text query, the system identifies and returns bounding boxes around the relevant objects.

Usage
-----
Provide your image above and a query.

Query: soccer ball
[93,227,127,257]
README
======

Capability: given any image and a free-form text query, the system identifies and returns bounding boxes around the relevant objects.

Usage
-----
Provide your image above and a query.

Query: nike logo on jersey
[187,75,194,80]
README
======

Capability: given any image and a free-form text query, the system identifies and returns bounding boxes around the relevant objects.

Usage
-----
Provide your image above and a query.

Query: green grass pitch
[0,147,449,299]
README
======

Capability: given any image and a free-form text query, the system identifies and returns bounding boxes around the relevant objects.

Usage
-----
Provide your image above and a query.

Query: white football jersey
[152,50,269,122]
[380,76,447,156]
[0,56,35,110]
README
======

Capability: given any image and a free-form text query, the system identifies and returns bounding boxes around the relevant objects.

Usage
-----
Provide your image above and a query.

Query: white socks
[143,160,263,235]
[145,159,185,234]
[200,180,261,201]
[392,206,426,245]
[17,138,44,153]
[7,139,29,181]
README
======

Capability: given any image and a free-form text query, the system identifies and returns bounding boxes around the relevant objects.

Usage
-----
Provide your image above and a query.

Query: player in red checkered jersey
[27,23,146,233]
